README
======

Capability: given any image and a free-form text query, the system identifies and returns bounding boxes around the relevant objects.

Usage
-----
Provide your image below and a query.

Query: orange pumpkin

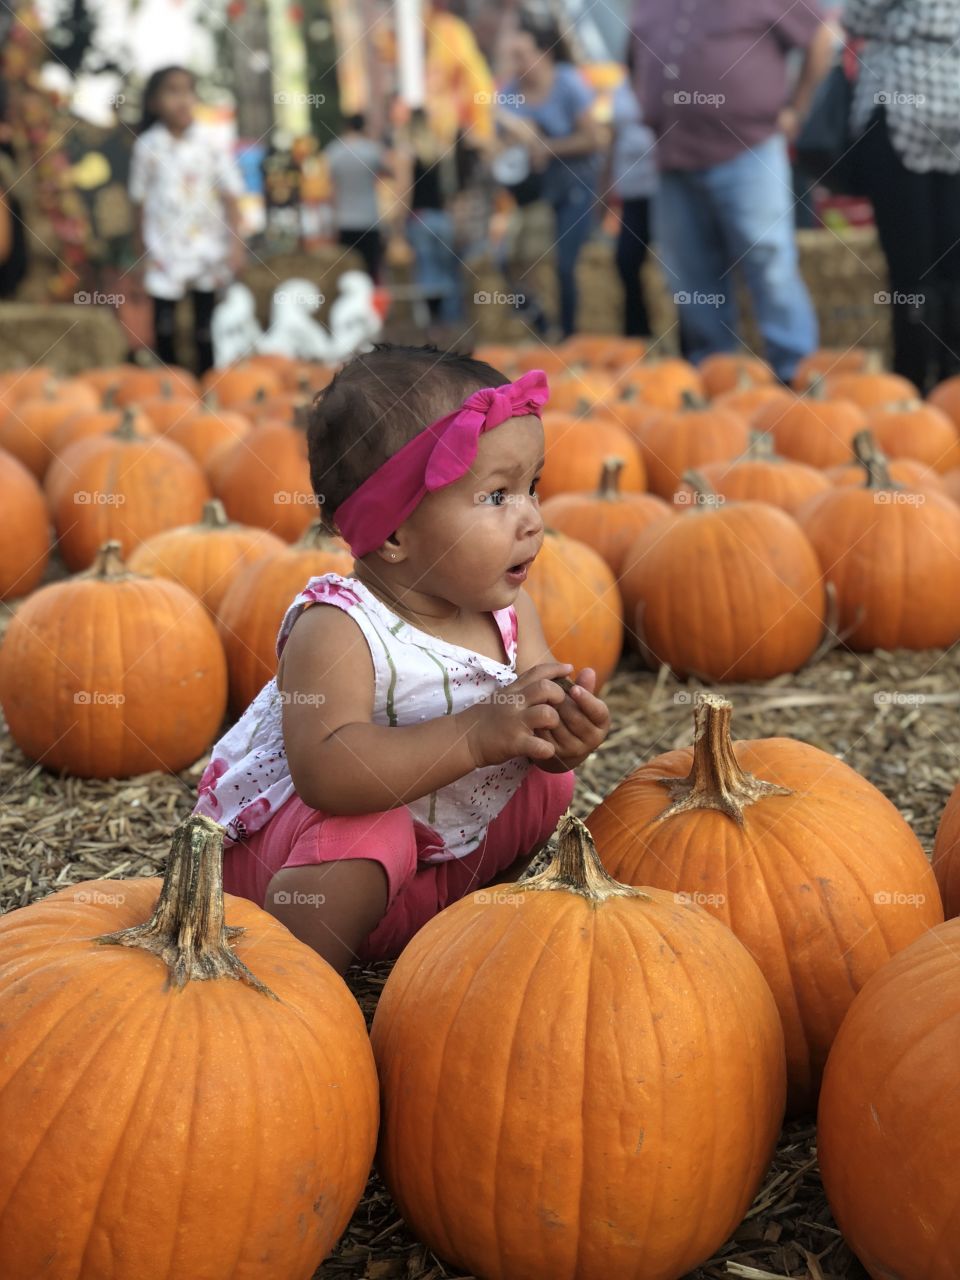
[78,364,133,399]
[634,392,749,498]
[539,412,645,501]
[0,541,227,777]
[524,528,623,689]
[48,403,155,456]
[50,418,210,571]
[113,366,199,406]
[712,382,795,423]
[699,353,774,399]
[796,431,960,650]
[587,694,943,1114]
[615,357,703,409]
[547,369,615,416]
[826,455,946,498]
[620,488,825,680]
[929,373,960,430]
[564,334,647,371]
[539,457,674,575]
[136,388,203,434]
[817,919,960,1280]
[672,431,831,515]
[823,369,919,410]
[372,815,786,1280]
[0,366,56,406]
[0,380,100,477]
[863,400,960,473]
[792,347,873,390]
[932,782,960,920]
[216,522,353,711]
[165,400,252,471]
[942,466,960,504]
[202,362,282,408]
[128,499,286,616]
[0,448,50,600]
[513,346,570,376]
[210,418,316,541]
[0,814,378,1279]
[755,383,867,468]
[472,343,520,374]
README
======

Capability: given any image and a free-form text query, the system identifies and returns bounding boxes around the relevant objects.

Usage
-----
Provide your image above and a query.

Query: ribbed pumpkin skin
[619,502,824,681]
[217,538,354,711]
[48,406,155,456]
[0,449,50,600]
[616,358,703,408]
[50,433,210,570]
[817,919,960,1280]
[523,530,623,689]
[637,404,749,498]
[672,456,830,515]
[372,884,785,1280]
[865,402,960,473]
[0,562,227,777]
[791,347,871,390]
[586,735,943,1113]
[699,353,774,398]
[825,457,945,497]
[210,422,315,541]
[796,487,960,651]
[540,489,673,575]
[539,414,645,500]
[0,385,100,477]
[166,404,252,471]
[756,394,867,468]
[0,878,379,1280]
[933,782,960,919]
[823,370,918,410]
[128,517,286,616]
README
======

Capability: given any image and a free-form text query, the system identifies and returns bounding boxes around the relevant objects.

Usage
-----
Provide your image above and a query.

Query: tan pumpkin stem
[806,375,826,401]
[680,388,708,411]
[744,431,776,460]
[85,540,133,580]
[852,430,898,490]
[680,469,717,499]
[112,409,143,441]
[599,456,624,498]
[519,814,651,903]
[201,498,230,529]
[95,815,278,998]
[655,694,792,825]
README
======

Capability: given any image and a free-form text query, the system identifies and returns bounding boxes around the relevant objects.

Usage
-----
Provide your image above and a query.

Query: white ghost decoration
[211,282,264,367]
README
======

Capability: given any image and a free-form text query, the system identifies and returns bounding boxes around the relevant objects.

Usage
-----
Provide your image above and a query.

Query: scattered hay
[4,630,955,1279]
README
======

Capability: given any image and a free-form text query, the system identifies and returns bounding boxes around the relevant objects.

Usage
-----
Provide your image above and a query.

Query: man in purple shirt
[631,0,834,380]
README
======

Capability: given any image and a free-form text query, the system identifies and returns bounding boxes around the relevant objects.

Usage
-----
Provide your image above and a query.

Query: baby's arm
[279,605,570,815]
[513,590,611,771]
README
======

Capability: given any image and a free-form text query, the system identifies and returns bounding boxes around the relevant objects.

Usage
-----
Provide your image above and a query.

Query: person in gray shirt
[325,114,392,281]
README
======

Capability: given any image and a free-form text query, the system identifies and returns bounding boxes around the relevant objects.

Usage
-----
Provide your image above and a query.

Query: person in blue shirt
[498,18,602,338]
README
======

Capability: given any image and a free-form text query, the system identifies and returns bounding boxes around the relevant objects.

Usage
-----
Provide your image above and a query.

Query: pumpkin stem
[201,498,230,528]
[680,469,718,501]
[864,349,883,375]
[744,430,776,460]
[202,391,220,412]
[520,814,651,903]
[85,540,133,580]
[680,388,708,411]
[112,407,142,440]
[655,694,792,825]
[599,456,624,498]
[806,375,826,401]
[852,430,899,490]
[94,815,278,998]
[103,385,118,410]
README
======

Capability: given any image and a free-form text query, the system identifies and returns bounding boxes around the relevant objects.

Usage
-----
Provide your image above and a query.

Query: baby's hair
[307,343,509,534]
[139,65,195,133]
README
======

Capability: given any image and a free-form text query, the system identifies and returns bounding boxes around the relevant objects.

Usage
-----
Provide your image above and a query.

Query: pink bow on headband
[333,369,550,558]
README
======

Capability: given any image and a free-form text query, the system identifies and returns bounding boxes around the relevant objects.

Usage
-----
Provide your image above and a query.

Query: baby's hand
[535,668,610,769]
[463,662,573,768]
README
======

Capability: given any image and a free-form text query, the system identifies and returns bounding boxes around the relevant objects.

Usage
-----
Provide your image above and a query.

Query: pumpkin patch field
[2,345,960,1280]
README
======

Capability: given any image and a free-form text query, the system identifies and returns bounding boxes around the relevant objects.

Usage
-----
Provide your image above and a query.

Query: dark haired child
[128,65,246,375]
[194,345,610,973]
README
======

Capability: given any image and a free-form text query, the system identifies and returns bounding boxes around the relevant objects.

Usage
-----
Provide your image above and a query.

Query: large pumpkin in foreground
[372,816,786,1280]
[933,781,960,919]
[818,918,960,1280]
[586,694,943,1114]
[0,541,227,778]
[0,815,378,1280]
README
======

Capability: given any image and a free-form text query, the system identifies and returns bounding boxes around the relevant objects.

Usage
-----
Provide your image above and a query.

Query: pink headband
[333,369,550,558]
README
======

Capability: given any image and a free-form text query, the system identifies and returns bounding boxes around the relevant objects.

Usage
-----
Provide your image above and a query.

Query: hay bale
[0,303,127,374]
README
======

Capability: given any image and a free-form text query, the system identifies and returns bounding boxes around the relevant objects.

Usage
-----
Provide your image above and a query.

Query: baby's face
[398,414,545,612]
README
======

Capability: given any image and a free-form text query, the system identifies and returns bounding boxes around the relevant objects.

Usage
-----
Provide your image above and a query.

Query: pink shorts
[222,767,575,961]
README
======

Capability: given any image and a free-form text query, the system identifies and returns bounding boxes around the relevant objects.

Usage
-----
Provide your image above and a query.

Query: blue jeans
[406,208,462,324]
[552,183,596,338]
[653,133,817,381]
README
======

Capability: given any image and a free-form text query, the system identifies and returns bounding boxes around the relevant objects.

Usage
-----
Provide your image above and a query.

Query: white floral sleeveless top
[193,574,530,861]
